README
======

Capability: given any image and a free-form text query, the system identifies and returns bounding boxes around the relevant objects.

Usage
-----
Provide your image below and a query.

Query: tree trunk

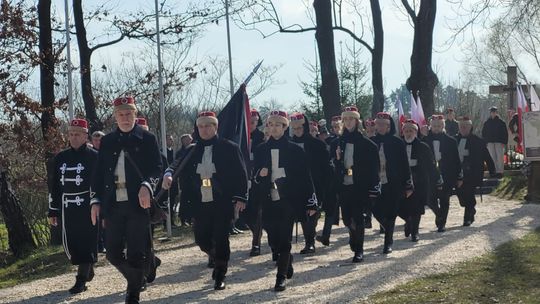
[38,0,58,155]
[313,0,342,123]
[370,0,384,117]
[405,0,438,117]
[0,168,36,257]
[73,0,102,131]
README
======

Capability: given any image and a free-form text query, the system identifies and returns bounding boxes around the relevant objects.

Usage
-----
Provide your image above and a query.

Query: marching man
[399,119,442,242]
[335,106,380,261]
[48,118,98,294]
[162,111,248,291]
[91,96,162,304]
[372,112,413,254]
[423,114,463,232]
[289,112,331,254]
[456,116,496,226]
[252,110,318,291]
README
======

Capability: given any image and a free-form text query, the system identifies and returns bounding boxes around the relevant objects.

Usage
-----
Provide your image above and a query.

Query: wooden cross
[489,66,528,110]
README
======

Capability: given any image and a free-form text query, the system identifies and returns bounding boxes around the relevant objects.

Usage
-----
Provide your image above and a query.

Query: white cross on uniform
[407,144,417,167]
[378,143,388,184]
[115,150,128,201]
[343,143,354,185]
[433,140,442,162]
[196,146,217,202]
[270,149,286,201]
[458,138,469,163]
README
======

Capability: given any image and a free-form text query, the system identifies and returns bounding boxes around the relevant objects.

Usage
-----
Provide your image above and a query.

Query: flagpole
[154,0,172,239]
[64,0,74,120]
[225,0,234,98]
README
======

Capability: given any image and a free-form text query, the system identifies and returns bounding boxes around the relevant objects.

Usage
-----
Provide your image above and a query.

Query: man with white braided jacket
[162,111,248,291]
[371,112,414,254]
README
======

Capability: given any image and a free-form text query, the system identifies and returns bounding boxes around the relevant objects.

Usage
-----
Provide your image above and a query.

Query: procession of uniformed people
[47,93,503,303]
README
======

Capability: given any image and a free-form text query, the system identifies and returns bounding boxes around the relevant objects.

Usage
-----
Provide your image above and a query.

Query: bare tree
[69,0,256,131]
[400,0,438,117]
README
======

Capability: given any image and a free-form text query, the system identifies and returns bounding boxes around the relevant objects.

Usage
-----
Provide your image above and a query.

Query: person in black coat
[445,108,459,137]
[423,114,463,233]
[482,107,508,177]
[48,119,98,294]
[252,110,318,291]
[91,97,163,304]
[398,119,443,242]
[174,134,195,226]
[290,112,331,254]
[316,116,343,246]
[242,108,266,256]
[163,111,248,291]
[372,112,413,254]
[334,106,380,262]
[456,116,496,226]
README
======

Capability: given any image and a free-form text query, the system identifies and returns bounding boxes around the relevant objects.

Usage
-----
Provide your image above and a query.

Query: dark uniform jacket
[48,144,98,264]
[372,133,413,194]
[423,131,463,191]
[403,138,442,208]
[253,135,318,220]
[250,128,265,176]
[291,123,332,208]
[91,124,163,217]
[335,129,380,198]
[456,133,496,187]
[482,116,508,144]
[166,135,248,219]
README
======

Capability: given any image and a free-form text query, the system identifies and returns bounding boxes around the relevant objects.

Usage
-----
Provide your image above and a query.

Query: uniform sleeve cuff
[90,198,101,205]
[164,170,173,177]
[232,195,247,203]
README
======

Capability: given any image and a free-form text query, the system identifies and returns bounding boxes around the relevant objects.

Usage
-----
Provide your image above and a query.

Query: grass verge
[361,227,540,304]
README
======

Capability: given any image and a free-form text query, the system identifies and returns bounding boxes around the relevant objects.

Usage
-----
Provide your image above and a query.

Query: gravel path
[1,195,539,304]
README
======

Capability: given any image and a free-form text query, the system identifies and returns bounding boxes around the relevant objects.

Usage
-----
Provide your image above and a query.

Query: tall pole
[155,0,171,238]
[225,0,234,97]
[64,0,74,120]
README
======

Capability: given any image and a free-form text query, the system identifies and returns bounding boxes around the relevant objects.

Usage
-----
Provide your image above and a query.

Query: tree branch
[401,0,417,21]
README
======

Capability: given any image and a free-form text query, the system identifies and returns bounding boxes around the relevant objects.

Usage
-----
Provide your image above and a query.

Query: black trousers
[242,190,263,247]
[340,185,369,253]
[179,193,193,224]
[262,199,295,277]
[262,200,295,254]
[193,203,232,278]
[301,211,320,247]
[427,187,451,228]
[456,183,477,222]
[105,203,150,292]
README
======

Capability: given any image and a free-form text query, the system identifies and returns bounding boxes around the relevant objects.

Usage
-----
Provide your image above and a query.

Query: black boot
[274,275,286,292]
[146,256,161,283]
[207,254,215,268]
[213,260,227,290]
[276,252,290,281]
[249,246,261,257]
[69,276,88,294]
[286,254,294,279]
[383,220,394,254]
[411,215,421,242]
[352,251,364,263]
[351,223,364,263]
[316,235,330,246]
[87,264,95,282]
[299,243,315,254]
[404,219,411,237]
[125,290,140,304]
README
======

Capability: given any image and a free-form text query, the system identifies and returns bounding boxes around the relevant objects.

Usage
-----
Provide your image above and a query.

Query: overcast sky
[56,0,493,107]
